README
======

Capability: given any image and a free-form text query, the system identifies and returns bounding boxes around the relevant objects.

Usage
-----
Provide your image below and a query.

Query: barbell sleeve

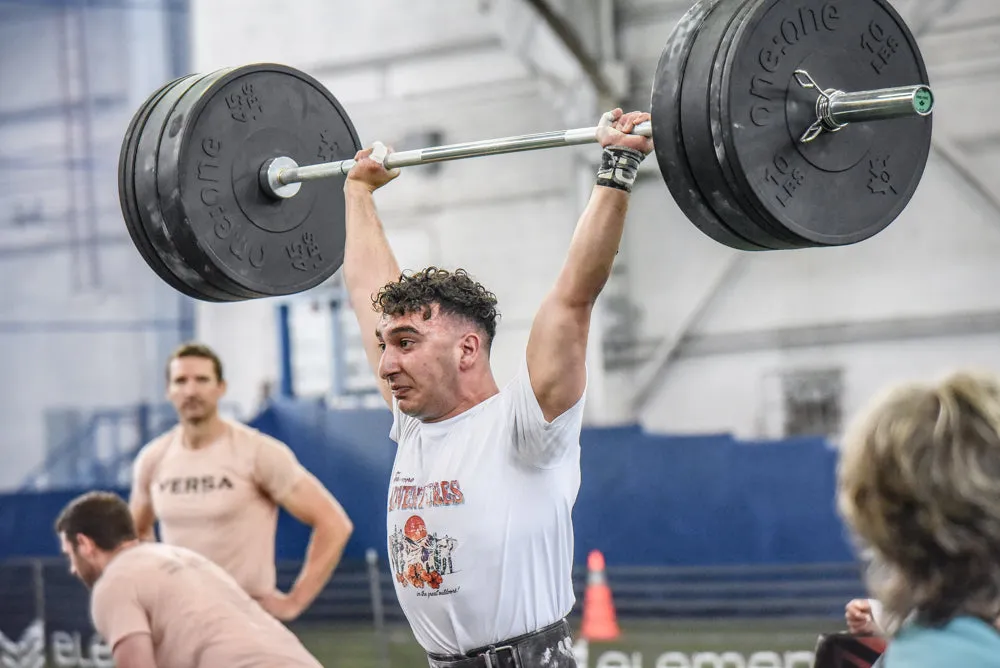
[793,70,934,143]
[826,84,934,125]
[262,121,653,199]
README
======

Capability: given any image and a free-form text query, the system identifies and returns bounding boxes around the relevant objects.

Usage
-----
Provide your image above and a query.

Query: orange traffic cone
[580,549,620,641]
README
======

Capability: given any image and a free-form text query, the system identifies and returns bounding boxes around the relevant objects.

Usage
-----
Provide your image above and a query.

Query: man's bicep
[112,633,157,668]
[343,183,399,408]
[253,436,312,503]
[279,473,349,529]
[525,294,591,422]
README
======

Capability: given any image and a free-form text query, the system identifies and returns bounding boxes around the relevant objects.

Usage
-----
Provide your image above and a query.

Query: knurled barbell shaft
[262,121,653,199]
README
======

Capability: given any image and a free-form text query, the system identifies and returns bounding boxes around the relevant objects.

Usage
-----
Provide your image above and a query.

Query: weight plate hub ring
[157,63,362,298]
[720,0,932,247]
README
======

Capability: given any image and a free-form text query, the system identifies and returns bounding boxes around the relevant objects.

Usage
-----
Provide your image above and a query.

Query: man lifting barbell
[336,107,652,668]
[112,0,940,663]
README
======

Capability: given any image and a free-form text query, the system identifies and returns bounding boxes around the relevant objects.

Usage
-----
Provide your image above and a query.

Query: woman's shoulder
[884,616,1000,667]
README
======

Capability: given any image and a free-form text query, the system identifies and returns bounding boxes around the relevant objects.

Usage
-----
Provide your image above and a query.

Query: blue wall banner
[0,400,856,567]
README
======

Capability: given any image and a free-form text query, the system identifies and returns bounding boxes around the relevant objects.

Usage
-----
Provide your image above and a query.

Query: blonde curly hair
[837,370,1000,632]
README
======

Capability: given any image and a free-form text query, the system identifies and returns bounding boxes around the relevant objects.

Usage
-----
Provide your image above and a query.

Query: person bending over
[56,491,325,668]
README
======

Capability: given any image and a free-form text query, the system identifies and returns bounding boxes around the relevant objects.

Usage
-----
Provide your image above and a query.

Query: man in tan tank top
[129,342,353,621]
[56,491,324,668]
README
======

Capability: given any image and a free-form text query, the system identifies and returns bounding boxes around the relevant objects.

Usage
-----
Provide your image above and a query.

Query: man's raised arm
[342,143,402,406]
[525,110,653,421]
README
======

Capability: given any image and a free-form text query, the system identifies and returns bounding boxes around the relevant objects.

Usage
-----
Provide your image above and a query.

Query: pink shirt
[131,419,308,597]
[90,542,322,668]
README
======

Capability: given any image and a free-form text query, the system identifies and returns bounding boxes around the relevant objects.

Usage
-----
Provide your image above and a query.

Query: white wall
[604,0,1000,437]
[614,154,1000,438]
[191,0,501,76]
[0,2,191,490]
[643,332,1000,440]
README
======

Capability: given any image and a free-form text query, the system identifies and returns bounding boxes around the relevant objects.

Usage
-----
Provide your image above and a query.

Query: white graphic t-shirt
[386,357,585,656]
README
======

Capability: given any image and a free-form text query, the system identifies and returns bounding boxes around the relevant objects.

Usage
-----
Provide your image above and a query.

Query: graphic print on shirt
[388,516,460,593]
[387,472,464,596]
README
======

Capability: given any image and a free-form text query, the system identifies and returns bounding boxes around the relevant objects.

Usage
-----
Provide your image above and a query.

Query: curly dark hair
[373,267,500,346]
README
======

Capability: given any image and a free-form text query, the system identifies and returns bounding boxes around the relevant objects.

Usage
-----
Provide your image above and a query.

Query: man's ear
[74,533,97,555]
[458,332,482,371]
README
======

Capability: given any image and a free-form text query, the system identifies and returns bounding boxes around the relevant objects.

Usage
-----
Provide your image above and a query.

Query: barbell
[117,0,934,302]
